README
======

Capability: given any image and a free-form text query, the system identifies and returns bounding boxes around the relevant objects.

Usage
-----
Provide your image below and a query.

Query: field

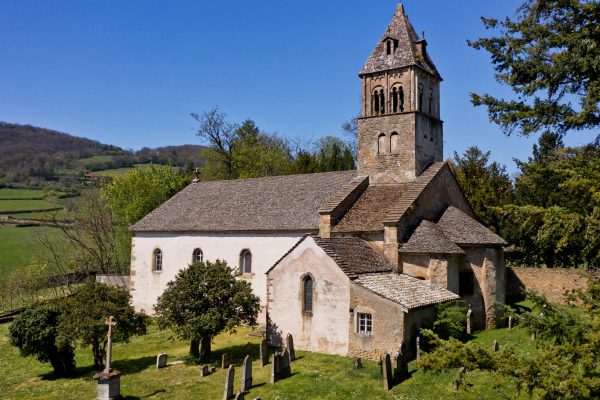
[0,189,46,199]
[0,225,67,277]
[91,163,154,177]
[0,322,535,400]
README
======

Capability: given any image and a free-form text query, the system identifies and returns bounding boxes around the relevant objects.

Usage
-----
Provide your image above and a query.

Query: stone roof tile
[399,220,464,254]
[355,272,460,310]
[360,4,440,78]
[130,170,356,232]
[436,206,507,246]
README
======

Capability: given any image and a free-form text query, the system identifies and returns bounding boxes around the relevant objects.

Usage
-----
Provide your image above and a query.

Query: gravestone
[508,316,513,329]
[223,365,235,400]
[382,353,393,391]
[241,355,252,392]
[285,333,295,361]
[200,365,210,377]
[491,340,499,352]
[354,357,363,369]
[234,392,245,400]
[281,349,292,378]
[466,304,473,335]
[156,353,168,369]
[259,339,268,367]
[270,353,280,384]
[222,353,232,369]
[394,342,409,383]
[452,367,466,390]
[531,332,536,340]
[416,336,421,361]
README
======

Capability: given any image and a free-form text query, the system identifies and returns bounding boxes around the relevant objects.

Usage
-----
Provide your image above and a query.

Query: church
[128,4,506,360]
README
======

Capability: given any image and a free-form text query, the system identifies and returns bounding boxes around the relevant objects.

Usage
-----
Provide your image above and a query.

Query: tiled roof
[360,4,440,78]
[355,272,460,310]
[436,206,507,246]
[332,184,411,233]
[313,236,394,279]
[399,220,464,254]
[130,170,356,232]
[383,162,446,224]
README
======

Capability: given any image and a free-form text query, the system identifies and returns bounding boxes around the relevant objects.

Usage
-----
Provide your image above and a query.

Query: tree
[57,282,140,370]
[192,108,293,181]
[432,302,468,341]
[102,164,189,228]
[468,0,600,138]
[417,275,600,399]
[451,146,514,229]
[9,303,76,376]
[154,260,261,361]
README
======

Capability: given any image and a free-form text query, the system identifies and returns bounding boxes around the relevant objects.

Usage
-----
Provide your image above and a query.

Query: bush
[9,302,76,376]
[432,302,467,340]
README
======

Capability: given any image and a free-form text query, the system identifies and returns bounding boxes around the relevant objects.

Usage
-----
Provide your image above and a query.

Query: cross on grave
[466,304,473,335]
[104,316,117,373]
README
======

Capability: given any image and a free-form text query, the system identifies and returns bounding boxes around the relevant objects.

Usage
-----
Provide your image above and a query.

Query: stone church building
[129,4,506,359]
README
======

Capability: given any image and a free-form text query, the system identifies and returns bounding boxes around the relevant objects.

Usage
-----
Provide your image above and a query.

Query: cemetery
[0,314,542,399]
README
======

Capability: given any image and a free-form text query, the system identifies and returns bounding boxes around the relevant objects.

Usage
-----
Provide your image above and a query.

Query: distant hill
[0,122,206,183]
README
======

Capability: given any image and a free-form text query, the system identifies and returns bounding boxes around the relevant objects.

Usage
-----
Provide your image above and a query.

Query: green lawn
[0,199,60,213]
[0,189,46,199]
[91,164,157,177]
[6,209,71,221]
[0,226,66,276]
[0,322,535,400]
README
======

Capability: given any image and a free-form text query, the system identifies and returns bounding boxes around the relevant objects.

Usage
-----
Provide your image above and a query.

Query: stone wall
[506,267,588,304]
[266,237,351,356]
[348,283,405,360]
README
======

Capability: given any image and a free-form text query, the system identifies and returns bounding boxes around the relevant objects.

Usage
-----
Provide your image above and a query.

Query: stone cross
[416,336,421,361]
[240,354,252,392]
[104,316,117,373]
[382,353,393,391]
[491,340,499,352]
[285,333,295,361]
[223,365,235,400]
[259,339,268,367]
[508,316,513,329]
[466,304,473,335]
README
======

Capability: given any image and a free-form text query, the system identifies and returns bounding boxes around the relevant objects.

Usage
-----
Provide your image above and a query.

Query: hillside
[0,122,206,183]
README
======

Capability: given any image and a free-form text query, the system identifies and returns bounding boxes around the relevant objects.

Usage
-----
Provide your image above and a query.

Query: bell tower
[357,4,443,184]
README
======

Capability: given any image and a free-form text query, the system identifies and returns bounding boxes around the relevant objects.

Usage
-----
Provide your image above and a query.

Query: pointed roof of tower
[360,4,440,78]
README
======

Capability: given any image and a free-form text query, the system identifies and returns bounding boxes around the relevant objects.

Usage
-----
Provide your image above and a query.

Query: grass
[0,225,66,276]
[0,189,46,199]
[6,209,71,221]
[91,163,156,177]
[0,199,60,213]
[0,322,536,400]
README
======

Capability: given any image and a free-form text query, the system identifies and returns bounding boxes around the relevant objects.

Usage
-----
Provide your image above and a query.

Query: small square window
[357,313,372,335]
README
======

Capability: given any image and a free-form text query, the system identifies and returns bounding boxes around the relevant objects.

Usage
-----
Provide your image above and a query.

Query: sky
[0,0,596,175]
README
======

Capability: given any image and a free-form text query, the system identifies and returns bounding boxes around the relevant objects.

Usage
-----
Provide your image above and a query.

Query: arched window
[378,134,387,155]
[391,87,398,113]
[429,89,434,115]
[240,249,252,274]
[373,90,380,115]
[192,248,203,263]
[303,275,313,313]
[379,91,386,114]
[399,86,405,111]
[153,248,162,272]
[390,132,399,154]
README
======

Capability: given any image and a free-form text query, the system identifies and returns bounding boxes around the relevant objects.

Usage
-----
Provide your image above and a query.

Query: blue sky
[0,1,596,174]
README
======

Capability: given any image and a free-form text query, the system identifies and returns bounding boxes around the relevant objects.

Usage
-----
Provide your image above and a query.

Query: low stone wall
[96,274,131,290]
[506,267,588,304]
